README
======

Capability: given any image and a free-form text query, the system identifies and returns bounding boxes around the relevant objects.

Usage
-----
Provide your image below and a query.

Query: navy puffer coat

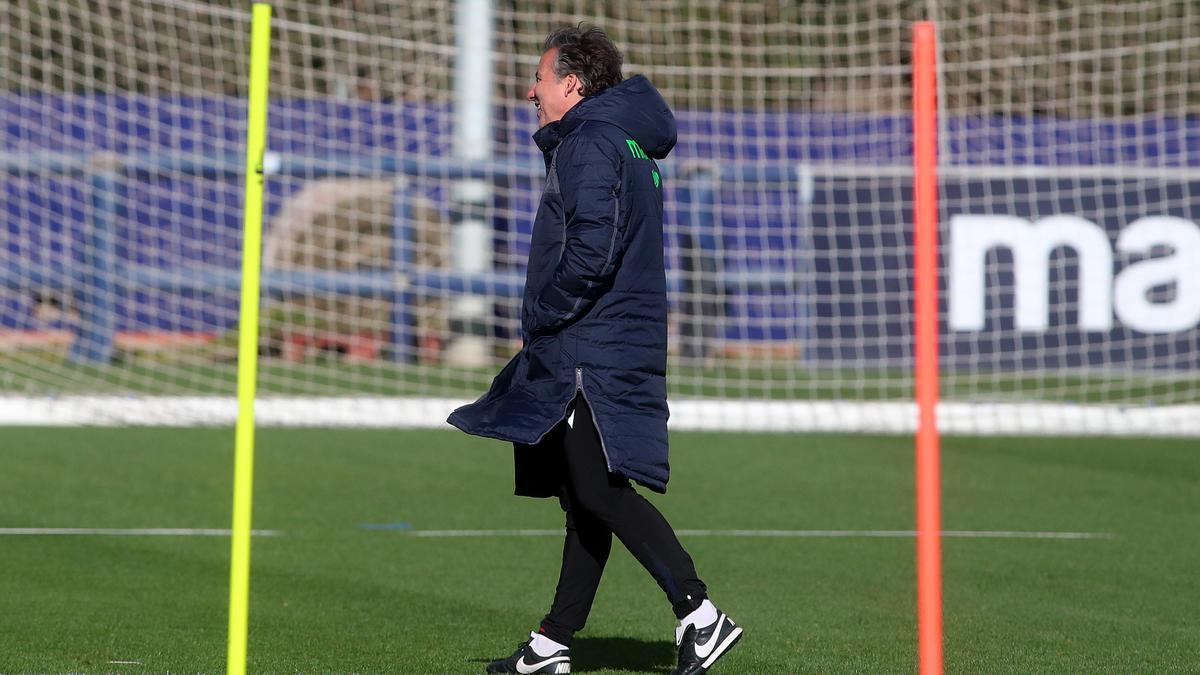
[448,75,676,494]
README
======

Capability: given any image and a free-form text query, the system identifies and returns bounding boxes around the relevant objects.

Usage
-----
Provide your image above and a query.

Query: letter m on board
[626,139,648,160]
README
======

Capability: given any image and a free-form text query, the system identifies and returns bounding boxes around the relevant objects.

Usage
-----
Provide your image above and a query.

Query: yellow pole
[228,4,271,674]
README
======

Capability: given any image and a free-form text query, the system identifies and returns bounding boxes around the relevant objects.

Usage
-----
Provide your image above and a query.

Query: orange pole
[912,20,943,675]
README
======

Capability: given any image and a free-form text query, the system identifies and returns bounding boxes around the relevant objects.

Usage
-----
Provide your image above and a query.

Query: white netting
[1,0,1197,433]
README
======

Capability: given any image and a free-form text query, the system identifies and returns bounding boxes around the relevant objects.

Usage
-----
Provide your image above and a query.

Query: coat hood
[533,75,676,159]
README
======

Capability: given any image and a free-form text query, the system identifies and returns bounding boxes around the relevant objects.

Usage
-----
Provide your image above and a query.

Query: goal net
[2,0,1197,434]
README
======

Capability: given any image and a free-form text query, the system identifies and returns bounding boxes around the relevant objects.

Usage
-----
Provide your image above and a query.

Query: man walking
[448,25,742,675]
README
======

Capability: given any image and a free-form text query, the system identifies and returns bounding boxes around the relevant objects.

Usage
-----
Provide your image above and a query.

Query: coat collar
[532,107,583,154]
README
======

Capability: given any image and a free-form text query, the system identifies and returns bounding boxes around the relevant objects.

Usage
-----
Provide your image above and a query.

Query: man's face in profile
[527,48,581,128]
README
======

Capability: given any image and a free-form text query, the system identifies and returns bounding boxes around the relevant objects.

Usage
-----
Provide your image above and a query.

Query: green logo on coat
[627,140,660,188]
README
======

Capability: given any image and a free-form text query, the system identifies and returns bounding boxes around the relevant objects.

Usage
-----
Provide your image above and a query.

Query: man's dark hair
[543,25,623,97]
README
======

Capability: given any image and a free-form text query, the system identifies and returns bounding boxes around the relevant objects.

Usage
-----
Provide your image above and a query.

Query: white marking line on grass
[0,528,282,536]
[410,529,1112,540]
[413,529,563,537]
[941,530,1112,540]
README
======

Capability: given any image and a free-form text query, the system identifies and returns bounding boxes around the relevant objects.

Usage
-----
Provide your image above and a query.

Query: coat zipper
[576,367,613,471]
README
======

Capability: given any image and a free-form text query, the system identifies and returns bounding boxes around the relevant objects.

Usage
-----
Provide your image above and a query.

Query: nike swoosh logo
[517,654,569,674]
[693,616,726,659]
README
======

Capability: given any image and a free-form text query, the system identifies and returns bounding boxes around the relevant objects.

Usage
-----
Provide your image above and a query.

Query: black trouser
[538,394,707,646]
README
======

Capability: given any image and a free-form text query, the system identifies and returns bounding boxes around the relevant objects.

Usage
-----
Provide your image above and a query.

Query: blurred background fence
[2,0,1198,432]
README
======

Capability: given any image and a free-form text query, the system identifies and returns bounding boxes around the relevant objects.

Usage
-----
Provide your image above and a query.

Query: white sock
[681,598,719,628]
[530,631,569,656]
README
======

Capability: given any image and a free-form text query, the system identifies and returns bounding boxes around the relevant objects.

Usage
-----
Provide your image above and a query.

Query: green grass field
[1,427,1196,673]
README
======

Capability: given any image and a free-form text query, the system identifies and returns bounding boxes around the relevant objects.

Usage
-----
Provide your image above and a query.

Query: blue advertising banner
[2,95,1198,370]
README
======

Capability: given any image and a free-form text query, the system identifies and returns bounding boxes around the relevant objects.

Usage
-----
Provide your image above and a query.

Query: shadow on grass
[470,636,674,673]
[573,636,675,672]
